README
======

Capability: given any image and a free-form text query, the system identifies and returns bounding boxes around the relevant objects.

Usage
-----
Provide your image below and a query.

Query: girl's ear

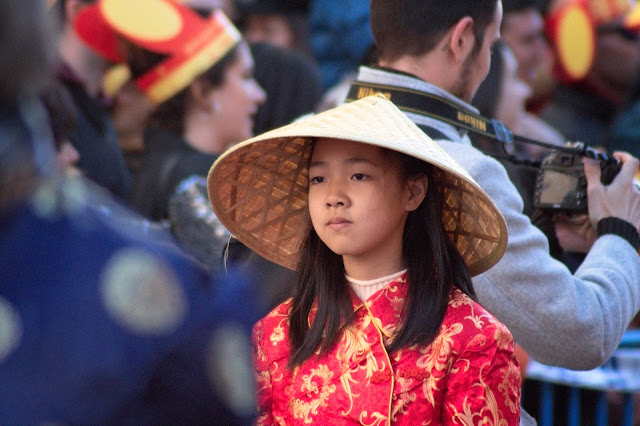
[405,174,428,212]
[448,16,475,63]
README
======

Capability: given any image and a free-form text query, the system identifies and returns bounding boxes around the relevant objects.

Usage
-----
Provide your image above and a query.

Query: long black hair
[288,147,476,368]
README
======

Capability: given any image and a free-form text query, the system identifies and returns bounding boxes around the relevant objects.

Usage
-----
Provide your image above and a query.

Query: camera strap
[347,80,515,144]
[345,80,608,164]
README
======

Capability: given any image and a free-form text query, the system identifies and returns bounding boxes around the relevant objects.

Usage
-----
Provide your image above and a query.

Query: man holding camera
[349,0,640,407]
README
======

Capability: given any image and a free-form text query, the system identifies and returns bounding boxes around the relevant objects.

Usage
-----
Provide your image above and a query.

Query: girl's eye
[352,173,368,181]
[310,176,325,184]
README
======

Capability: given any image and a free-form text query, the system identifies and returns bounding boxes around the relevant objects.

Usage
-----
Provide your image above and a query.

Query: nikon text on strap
[345,80,610,164]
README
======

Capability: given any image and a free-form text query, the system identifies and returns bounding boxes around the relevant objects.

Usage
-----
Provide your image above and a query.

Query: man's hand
[586,152,640,228]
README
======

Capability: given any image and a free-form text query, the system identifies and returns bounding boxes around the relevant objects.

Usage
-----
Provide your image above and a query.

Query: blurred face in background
[208,42,266,149]
[592,25,640,94]
[495,46,531,129]
[243,14,294,49]
[501,7,550,87]
[181,0,238,20]
[110,79,155,152]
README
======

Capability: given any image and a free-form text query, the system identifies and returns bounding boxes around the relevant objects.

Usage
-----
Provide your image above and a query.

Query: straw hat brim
[208,94,507,276]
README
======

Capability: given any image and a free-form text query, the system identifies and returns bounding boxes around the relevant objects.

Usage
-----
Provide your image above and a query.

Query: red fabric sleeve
[442,321,521,425]
[252,319,275,426]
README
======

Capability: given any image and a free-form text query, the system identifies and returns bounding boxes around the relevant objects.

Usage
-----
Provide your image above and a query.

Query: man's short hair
[502,0,537,14]
[370,0,498,62]
[502,0,551,15]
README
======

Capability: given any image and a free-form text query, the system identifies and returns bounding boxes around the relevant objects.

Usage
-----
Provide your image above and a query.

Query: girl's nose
[325,182,348,207]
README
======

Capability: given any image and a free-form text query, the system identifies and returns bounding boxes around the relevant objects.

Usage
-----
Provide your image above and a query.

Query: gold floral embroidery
[270,320,286,346]
[255,369,271,393]
[336,314,395,416]
[391,385,417,420]
[254,283,519,425]
[291,364,336,423]
[416,322,463,406]
[499,356,522,414]
[493,323,514,351]
[449,289,470,308]
[450,363,510,426]
[359,410,389,426]
[253,324,268,363]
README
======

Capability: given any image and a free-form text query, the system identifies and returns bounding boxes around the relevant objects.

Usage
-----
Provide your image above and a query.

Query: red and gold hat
[74,0,241,104]
[545,0,640,83]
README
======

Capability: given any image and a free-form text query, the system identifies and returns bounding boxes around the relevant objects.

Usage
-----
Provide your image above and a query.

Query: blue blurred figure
[0,0,259,423]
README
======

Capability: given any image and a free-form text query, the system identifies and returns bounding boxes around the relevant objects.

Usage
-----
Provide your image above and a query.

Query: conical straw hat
[208,94,507,276]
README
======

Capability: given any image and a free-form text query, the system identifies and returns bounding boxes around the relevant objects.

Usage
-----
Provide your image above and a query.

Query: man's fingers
[583,157,601,186]
[611,152,640,184]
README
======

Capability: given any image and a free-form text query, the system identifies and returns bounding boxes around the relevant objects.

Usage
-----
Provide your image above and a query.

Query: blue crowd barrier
[525,330,640,426]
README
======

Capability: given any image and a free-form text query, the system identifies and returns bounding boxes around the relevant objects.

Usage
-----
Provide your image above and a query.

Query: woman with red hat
[75,0,266,221]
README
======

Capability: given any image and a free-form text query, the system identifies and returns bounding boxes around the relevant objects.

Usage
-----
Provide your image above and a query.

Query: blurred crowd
[2,0,640,423]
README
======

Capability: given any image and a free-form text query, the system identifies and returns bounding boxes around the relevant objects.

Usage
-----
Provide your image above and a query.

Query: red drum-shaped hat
[74,0,211,62]
[545,0,595,83]
[74,0,241,105]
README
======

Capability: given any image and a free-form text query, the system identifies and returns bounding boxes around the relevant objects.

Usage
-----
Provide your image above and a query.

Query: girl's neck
[347,269,407,301]
[342,253,406,281]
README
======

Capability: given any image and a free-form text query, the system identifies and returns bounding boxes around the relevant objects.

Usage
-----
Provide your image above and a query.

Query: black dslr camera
[534,142,621,213]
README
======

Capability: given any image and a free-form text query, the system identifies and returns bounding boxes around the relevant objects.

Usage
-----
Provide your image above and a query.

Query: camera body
[534,143,621,213]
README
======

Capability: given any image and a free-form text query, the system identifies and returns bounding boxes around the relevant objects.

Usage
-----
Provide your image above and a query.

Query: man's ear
[448,17,476,63]
[406,174,428,212]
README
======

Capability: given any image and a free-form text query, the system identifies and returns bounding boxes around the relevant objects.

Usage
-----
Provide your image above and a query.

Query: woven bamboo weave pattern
[208,94,507,275]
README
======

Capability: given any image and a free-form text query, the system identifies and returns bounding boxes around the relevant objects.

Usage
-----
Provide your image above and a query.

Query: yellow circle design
[557,7,594,80]
[0,297,22,363]
[101,0,183,42]
[625,5,640,30]
[100,248,187,335]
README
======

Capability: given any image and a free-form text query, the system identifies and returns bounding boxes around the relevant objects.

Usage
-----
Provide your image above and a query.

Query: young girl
[207,94,521,425]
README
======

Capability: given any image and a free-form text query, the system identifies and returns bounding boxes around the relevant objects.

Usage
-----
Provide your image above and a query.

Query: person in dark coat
[0,1,260,422]
[73,1,266,221]
[52,0,132,202]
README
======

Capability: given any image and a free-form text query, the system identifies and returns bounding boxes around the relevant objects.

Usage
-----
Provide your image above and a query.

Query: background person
[51,0,132,202]
[541,0,640,150]
[0,0,260,423]
[74,0,266,222]
[500,0,556,113]
[236,0,313,58]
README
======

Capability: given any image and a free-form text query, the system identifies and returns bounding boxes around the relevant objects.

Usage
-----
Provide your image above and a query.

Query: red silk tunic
[252,276,521,425]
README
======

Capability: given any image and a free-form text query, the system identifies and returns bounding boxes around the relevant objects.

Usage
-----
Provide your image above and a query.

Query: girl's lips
[327,218,352,230]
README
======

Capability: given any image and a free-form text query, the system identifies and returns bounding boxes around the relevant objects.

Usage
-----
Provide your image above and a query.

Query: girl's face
[208,42,266,150]
[308,138,424,278]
